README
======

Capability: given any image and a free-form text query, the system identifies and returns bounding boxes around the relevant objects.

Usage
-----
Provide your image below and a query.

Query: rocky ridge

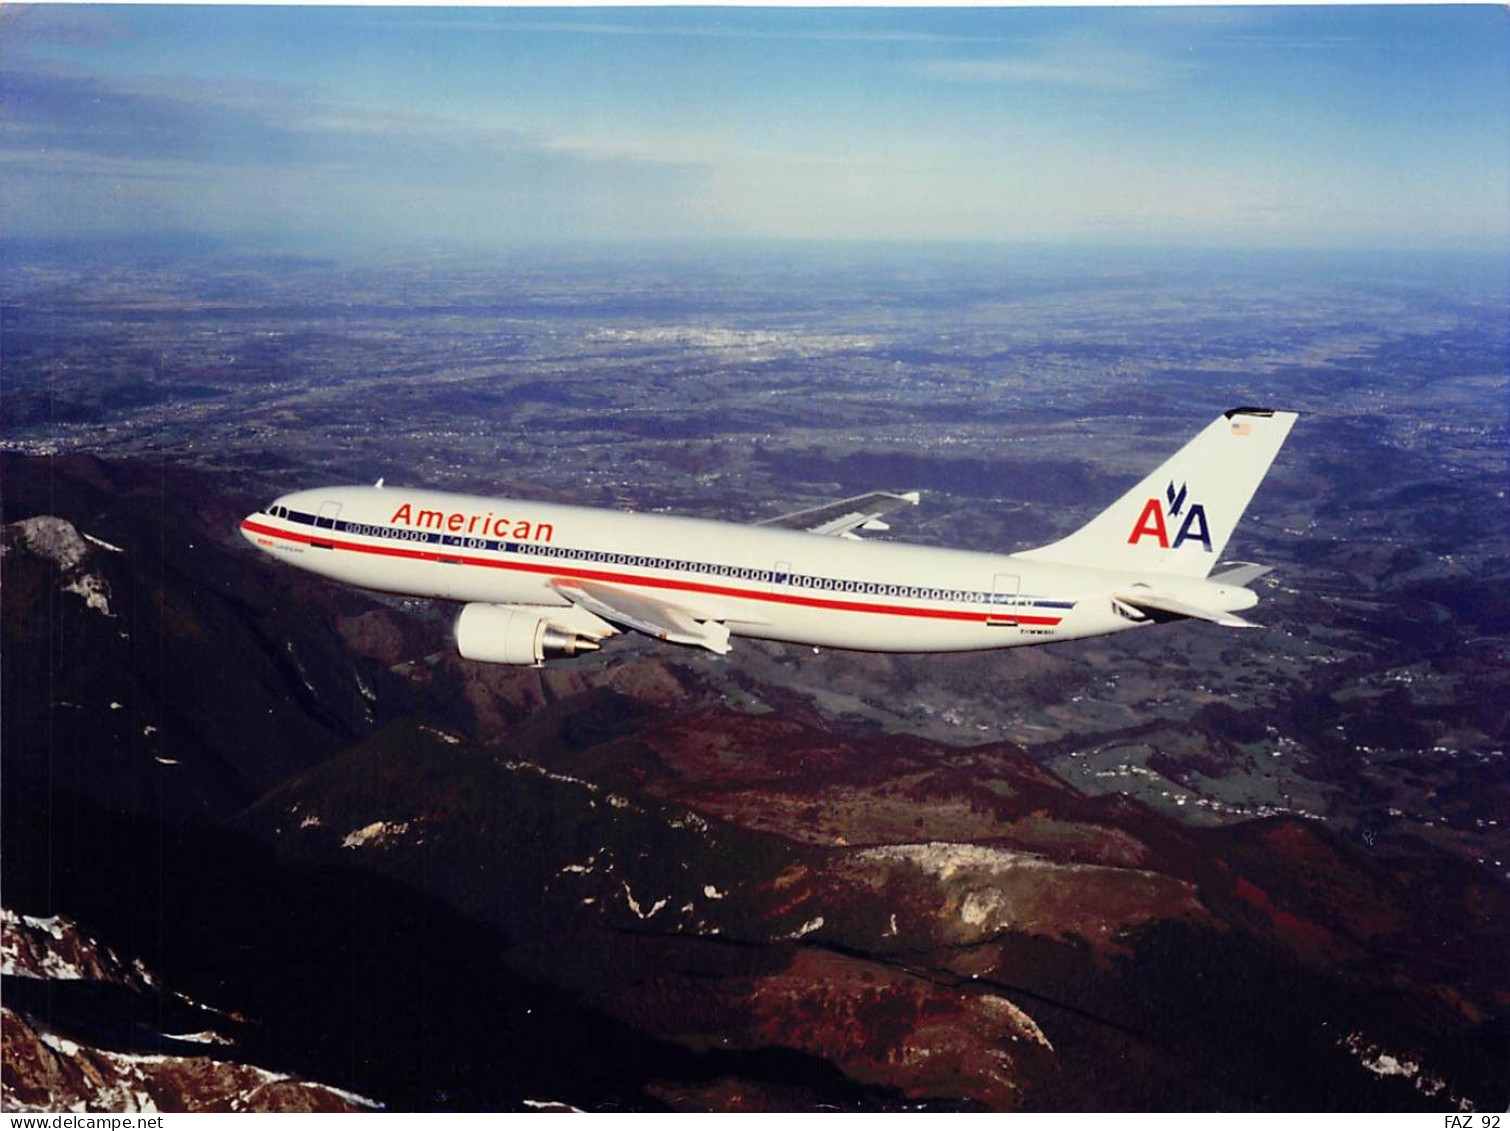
[1,910,376,1112]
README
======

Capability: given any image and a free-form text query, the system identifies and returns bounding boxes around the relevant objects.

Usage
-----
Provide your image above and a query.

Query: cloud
[363,15,1006,47]
[0,59,713,243]
[0,57,710,176]
[916,46,1190,92]
[0,5,132,48]
[0,60,313,165]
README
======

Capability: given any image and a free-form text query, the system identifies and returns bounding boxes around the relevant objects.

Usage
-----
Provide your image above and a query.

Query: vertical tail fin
[1015,408,1297,578]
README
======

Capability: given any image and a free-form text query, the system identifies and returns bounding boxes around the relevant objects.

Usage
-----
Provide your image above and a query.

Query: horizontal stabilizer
[1209,562,1272,587]
[553,579,732,654]
[1113,590,1258,629]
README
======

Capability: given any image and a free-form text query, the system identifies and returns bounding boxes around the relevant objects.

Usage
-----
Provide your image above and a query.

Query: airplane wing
[757,490,920,538]
[1112,589,1258,629]
[552,578,732,654]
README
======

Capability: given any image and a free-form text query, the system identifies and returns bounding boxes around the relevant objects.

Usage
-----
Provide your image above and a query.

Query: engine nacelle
[454,603,597,666]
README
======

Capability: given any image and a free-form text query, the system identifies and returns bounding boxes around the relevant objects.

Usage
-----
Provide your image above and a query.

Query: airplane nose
[239,513,264,549]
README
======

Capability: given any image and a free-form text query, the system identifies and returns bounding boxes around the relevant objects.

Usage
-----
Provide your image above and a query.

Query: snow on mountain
[1,908,378,1112]
[3,1008,378,1114]
[2,908,152,988]
[2,516,115,616]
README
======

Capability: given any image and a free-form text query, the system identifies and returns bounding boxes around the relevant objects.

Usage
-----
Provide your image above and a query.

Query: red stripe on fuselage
[239,518,1064,627]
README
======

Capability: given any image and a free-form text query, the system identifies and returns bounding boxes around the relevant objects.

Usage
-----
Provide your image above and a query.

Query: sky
[2,5,1507,252]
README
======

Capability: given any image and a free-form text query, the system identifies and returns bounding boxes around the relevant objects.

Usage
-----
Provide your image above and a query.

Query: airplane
[239,407,1296,666]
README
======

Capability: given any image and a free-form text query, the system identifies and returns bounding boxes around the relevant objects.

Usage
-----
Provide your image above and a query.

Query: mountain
[1,910,375,1113]
[2,453,1505,1111]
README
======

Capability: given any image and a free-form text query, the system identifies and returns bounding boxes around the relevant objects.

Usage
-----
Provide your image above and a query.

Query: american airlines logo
[1127,480,1212,552]
[389,503,555,542]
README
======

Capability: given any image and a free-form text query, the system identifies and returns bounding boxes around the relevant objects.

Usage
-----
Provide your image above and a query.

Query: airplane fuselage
[240,485,1146,652]
[240,409,1294,663]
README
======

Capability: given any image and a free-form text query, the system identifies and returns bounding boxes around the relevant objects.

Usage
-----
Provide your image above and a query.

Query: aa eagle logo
[1127,481,1213,552]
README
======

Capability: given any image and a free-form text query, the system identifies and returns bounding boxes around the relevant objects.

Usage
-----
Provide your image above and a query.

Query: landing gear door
[988,572,1020,627]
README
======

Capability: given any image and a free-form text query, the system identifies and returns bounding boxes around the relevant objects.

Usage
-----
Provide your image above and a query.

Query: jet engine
[454,603,599,666]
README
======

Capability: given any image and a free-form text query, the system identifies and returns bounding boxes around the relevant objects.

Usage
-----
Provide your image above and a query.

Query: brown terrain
[2,453,1507,1111]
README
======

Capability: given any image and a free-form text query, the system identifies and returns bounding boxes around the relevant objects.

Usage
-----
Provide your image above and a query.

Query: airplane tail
[1015,407,1297,579]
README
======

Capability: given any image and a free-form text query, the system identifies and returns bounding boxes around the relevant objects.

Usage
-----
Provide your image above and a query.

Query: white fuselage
[240,485,1149,653]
